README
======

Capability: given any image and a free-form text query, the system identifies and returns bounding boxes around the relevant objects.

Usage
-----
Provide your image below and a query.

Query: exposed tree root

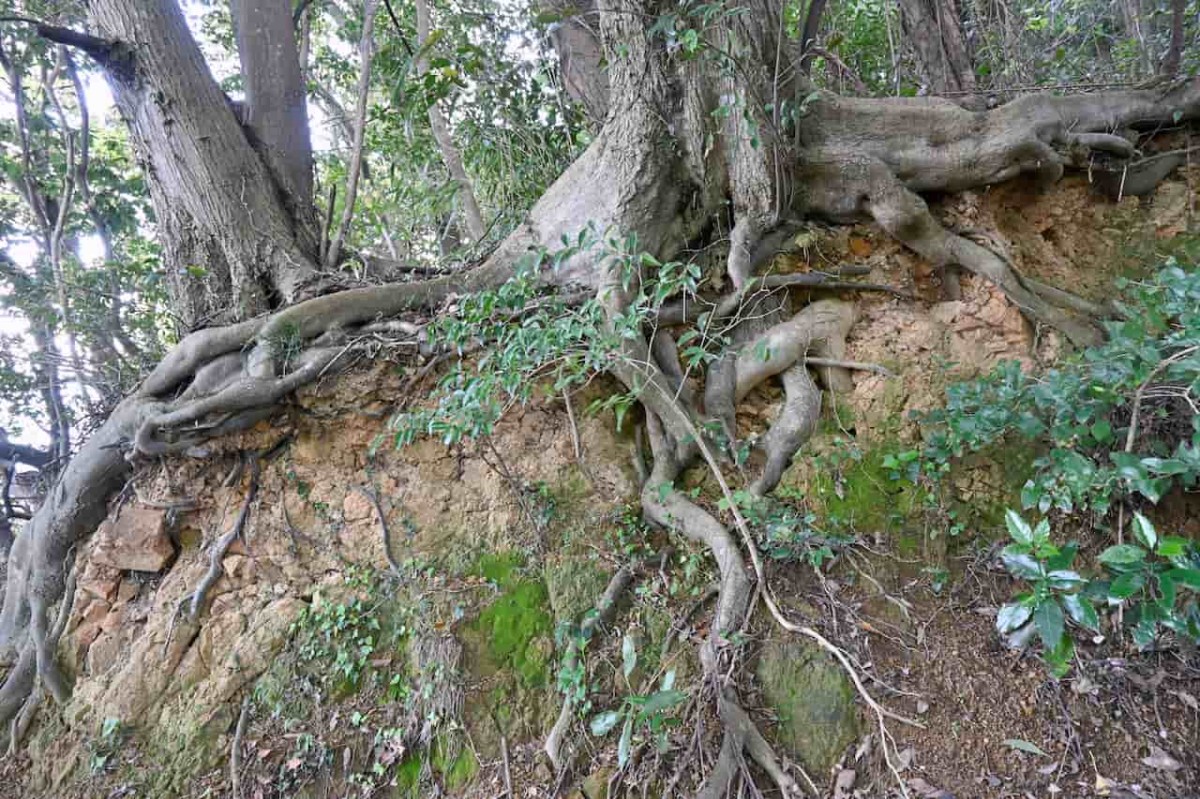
[544,551,666,772]
[187,454,259,623]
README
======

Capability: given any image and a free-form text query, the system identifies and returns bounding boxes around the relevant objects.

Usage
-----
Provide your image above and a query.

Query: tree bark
[89,0,319,326]
[230,0,316,219]
[897,0,978,99]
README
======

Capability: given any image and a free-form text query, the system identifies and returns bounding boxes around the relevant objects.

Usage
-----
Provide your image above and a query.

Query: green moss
[757,639,858,775]
[472,551,525,588]
[807,444,928,535]
[437,745,478,790]
[473,579,553,687]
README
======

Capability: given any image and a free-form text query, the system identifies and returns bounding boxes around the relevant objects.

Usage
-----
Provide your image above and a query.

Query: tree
[0,0,1197,793]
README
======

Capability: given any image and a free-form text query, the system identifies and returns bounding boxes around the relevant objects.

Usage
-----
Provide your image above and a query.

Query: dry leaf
[1141,746,1183,771]
[849,236,874,257]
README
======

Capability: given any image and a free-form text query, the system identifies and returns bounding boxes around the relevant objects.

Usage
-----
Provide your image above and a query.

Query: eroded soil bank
[4,170,1199,798]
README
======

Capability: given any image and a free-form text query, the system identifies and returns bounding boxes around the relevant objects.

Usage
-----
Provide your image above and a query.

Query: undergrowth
[914,255,1200,673]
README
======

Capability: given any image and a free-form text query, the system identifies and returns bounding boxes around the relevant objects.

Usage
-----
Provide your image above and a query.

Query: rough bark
[89,0,319,326]
[897,0,978,100]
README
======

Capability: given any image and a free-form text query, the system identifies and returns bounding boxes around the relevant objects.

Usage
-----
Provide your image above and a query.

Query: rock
[91,506,173,572]
[87,631,122,675]
[76,562,121,604]
[757,638,858,776]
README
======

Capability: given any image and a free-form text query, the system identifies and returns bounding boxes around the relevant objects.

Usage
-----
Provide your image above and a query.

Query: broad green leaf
[640,689,688,717]
[622,632,638,678]
[1034,600,1065,650]
[1108,571,1145,599]
[1005,510,1034,546]
[1061,593,1099,631]
[1046,570,1084,590]
[1098,544,1147,567]
[1000,548,1042,580]
[1164,568,1200,589]
[590,710,622,736]
[1131,512,1157,551]
[1004,738,1047,756]
[997,602,1032,633]
[1157,536,1190,558]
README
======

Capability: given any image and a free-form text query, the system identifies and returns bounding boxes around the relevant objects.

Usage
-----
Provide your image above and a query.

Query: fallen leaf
[849,236,874,257]
[917,700,930,715]
[1141,746,1183,771]
[1094,774,1115,796]
[832,768,856,799]
[1003,738,1046,756]
[286,757,302,771]
[907,777,954,798]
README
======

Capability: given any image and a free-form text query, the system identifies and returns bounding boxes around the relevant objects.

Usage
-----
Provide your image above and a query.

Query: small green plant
[589,637,688,768]
[88,717,126,774]
[995,510,1092,676]
[997,509,1200,674]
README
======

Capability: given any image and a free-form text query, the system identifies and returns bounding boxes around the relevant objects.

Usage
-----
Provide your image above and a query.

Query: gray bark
[230,0,316,217]
[90,0,319,327]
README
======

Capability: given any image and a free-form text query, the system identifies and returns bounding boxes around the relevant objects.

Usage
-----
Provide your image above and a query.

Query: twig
[500,734,514,799]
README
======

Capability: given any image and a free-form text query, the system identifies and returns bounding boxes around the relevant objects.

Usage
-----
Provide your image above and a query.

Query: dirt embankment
[6,168,1198,799]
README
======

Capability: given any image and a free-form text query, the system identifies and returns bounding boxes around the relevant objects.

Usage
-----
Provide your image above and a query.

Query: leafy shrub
[921,260,1200,517]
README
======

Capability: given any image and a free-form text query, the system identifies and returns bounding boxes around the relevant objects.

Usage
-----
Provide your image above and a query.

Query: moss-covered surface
[467,552,554,688]
[757,638,858,775]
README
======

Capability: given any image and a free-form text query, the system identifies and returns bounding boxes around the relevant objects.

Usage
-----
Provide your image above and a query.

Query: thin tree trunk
[324,0,379,269]
[414,0,487,243]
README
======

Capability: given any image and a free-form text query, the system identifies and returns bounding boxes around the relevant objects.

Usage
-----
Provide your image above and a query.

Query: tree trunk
[897,0,978,99]
[90,0,319,327]
[230,0,318,233]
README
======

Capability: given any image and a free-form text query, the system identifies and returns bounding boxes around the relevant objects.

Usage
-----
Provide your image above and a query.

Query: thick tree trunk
[90,0,319,327]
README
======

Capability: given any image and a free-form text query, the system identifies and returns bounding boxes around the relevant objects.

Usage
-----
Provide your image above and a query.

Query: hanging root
[355,486,403,576]
[544,550,669,773]
[187,454,259,623]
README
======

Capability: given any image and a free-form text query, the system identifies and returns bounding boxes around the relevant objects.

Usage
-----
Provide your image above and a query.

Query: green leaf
[1034,600,1065,650]
[1131,512,1157,551]
[1158,536,1190,558]
[1004,738,1047,756]
[1000,547,1043,580]
[590,710,622,736]
[622,632,638,678]
[1098,544,1147,567]
[997,602,1032,633]
[1005,510,1034,546]
[1108,571,1145,599]
[1164,568,1200,589]
[1061,593,1099,631]
[618,718,633,767]
[1046,570,1085,590]
[640,689,688,717]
